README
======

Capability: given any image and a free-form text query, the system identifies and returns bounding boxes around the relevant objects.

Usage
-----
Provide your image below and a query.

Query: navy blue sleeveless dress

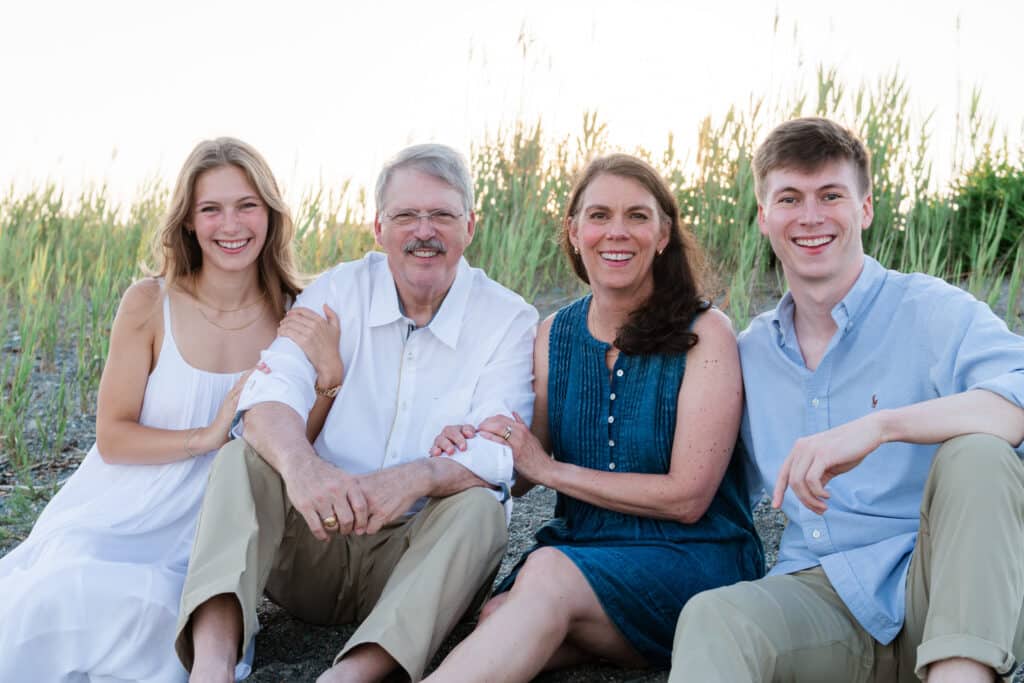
[496,295,764,665]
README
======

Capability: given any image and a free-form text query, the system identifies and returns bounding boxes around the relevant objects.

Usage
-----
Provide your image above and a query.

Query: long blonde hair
[156,137,302,315]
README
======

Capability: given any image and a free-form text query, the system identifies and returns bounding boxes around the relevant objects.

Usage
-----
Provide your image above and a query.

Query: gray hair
[374,143,474,214]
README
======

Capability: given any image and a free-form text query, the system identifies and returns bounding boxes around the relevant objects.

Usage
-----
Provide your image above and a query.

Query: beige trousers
[670,433,1024,682]
[174,440,507,682]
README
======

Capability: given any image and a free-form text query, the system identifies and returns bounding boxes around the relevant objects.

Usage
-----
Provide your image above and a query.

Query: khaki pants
[671,434,1024,682]
[174,440,507,682]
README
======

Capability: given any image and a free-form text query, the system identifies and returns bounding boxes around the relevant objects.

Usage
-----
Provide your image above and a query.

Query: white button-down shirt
[236,252,538,513]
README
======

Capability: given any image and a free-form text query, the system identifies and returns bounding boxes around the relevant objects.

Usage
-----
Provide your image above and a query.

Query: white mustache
[403,238,447,254]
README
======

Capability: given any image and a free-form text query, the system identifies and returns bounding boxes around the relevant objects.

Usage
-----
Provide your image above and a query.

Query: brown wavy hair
[155,137,302,316]
[753,117,872,202]
[561,154,709,355]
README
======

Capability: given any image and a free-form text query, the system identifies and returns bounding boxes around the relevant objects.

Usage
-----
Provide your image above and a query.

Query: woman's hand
[430,424,478,456]
[278,304,344,390]
[477,412,552,484]
[191,369,253,456]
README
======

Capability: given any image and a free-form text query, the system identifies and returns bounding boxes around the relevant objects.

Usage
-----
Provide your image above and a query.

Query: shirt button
[616,369,624,377]
[607,415,615,424]
[608,462,616,470]
[812,529,822,539]
[811,397,819,408]
[608,439,615,447]
[610,393,616,401]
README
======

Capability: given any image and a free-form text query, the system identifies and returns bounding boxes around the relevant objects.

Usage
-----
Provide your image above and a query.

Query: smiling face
[189,164,268,276]
[374,167,475,313]
[568,173,669,298]
[757,158,873,295]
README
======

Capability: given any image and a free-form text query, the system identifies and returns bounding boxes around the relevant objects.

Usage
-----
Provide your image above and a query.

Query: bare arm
[480,309,744,524]
[775,389,1024,513]
[511,314,553,497]
[95,280,243,464]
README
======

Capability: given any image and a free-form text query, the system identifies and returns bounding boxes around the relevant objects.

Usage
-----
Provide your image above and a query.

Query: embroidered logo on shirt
[871,394,878,409]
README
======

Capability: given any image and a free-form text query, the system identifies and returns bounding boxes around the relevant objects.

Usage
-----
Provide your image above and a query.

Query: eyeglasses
[384,209,464,229]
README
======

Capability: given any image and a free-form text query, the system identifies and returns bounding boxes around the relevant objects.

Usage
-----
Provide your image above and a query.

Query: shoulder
[116,277,163,330]
[883,269,986,331]
[296,253,376,303]
[466,263,537,315]
[737,308,776,351]
[692,306,735,341]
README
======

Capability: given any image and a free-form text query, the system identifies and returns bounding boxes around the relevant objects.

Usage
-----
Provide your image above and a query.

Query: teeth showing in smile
[600,252,633,262]
[794,236,834,248]
[216,239,250,250]
[412,249,439,258]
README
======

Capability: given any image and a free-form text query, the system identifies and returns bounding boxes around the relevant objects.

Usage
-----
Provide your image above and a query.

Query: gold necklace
[196,304,266,331]
[194,293,266,313]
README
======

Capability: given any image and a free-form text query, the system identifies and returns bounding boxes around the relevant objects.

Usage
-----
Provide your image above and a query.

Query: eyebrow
[196,195,261,206]
[582,203,654,213]
[773,182,852,197]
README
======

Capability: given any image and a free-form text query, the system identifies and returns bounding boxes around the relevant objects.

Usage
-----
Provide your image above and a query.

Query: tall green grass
[1,68,1022,514]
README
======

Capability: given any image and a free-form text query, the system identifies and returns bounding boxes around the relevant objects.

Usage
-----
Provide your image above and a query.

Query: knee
[932,433,1022,492]
[433,487,507,556]
[477,593,508,624]
[510,547,579,600]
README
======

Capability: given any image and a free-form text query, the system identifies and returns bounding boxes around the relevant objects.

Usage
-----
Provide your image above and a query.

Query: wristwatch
[315,382,341,398]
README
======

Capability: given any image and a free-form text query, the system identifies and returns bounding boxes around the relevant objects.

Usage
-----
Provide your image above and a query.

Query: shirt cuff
[445,436,514,488]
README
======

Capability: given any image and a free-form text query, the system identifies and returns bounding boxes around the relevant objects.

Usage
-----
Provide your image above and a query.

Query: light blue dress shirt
[739,255,1024,644]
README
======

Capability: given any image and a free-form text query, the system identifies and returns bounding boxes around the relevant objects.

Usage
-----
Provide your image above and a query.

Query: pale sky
[1,0,1021,208]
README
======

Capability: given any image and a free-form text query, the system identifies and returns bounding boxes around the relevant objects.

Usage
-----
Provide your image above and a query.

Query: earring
[573,246,580,255]
[657,249,664,256]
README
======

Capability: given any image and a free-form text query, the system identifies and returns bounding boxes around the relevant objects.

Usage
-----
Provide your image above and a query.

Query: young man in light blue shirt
[670,117,1024,682]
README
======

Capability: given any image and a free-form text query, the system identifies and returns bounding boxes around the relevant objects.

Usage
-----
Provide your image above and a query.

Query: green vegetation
[2,68,1023,541]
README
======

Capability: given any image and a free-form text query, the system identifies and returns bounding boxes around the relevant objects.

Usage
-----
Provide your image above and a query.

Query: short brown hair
[562,154,708,355]
[753,117,872,202]
[156,137,302,316]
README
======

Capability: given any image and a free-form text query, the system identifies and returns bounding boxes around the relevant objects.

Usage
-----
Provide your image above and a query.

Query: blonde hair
[155,137,302,315]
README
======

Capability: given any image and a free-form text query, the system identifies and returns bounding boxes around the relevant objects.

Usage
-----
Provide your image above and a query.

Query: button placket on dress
[607,365,624,470]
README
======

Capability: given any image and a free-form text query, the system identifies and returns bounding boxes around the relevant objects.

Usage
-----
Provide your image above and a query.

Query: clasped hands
[429,412,552,485]
[282,455,425,541]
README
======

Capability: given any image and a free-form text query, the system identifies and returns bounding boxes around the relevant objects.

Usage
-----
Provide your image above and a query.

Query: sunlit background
[2,0,1021,207]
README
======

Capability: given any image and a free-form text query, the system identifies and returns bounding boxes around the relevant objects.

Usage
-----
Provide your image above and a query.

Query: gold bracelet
[184,428,201,458]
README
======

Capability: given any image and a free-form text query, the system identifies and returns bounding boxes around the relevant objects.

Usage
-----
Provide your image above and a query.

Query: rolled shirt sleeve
[231,276,337,439]
[443,304,538,488]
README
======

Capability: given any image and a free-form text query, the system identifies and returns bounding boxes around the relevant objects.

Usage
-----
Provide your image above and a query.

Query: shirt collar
[832,255,886,333]
[427,257,472,350]
[366,253,471,350]
[368,253,405,328]
[771,255,887,346]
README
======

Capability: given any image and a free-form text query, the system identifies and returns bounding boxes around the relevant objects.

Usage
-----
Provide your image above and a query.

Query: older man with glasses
[175,144,538,683]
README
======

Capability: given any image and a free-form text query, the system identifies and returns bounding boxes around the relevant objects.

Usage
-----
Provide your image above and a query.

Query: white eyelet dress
[0,293,253,682]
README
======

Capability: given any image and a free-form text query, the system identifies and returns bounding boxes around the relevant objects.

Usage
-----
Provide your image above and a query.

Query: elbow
[95,428,120,464]
[670,496,713,525]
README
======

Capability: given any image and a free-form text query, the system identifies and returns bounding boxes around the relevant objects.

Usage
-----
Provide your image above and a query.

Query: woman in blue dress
[423,154,764,681]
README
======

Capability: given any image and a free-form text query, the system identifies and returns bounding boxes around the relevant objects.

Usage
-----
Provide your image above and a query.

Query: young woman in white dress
[0,138,343,682]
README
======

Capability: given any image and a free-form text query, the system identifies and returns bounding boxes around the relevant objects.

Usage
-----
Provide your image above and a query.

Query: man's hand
[282,455,369,540]
[773,412,886,514]
[356,463,430,535]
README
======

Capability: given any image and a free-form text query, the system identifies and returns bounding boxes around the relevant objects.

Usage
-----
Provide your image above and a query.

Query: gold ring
[502,426,513,441]
[322,515,340,531]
